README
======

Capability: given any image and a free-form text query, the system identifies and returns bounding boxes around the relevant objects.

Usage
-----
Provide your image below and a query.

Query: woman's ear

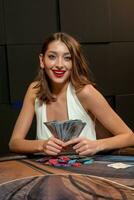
[39,54,44,69]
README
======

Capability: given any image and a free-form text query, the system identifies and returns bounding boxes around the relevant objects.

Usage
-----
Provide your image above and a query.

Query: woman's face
[40,40,72,85]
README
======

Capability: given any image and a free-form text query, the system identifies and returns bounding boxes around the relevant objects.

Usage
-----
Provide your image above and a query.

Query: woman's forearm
[9,139,45,154]
[100,132,134,152]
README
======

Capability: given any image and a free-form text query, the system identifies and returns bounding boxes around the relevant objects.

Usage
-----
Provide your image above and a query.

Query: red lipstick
[52,70,65,78]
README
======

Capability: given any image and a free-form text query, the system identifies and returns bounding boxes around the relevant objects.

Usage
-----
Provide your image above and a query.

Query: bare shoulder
[25,81,39,101]
[28,81,39,91]
[77,84,100,99]
[77,84,107,111]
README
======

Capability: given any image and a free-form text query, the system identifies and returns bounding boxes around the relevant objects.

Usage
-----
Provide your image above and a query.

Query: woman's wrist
[36,140,46,152]
[96,139,106,153]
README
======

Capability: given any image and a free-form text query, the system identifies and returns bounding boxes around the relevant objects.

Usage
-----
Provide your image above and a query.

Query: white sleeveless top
[35,83,96,140]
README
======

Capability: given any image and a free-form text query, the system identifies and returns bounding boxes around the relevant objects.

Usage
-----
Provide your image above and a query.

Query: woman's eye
[48,55,56,60]
[64,56,71,61]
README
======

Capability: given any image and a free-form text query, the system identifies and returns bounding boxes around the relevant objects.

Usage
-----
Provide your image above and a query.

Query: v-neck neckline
[43,83,71,122]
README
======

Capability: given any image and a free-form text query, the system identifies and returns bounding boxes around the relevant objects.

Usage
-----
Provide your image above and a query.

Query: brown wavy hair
[35,32,95,103]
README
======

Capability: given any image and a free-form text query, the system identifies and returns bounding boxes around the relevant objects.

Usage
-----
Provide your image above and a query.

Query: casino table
[0,148,134,200]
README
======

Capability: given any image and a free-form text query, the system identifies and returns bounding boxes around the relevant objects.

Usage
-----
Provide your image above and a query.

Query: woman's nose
[56,57,64,67]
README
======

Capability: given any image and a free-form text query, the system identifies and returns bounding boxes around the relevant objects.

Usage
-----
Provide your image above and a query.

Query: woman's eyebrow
[47,51,57,54]
[47,51,71,55]
[64,52,71,56]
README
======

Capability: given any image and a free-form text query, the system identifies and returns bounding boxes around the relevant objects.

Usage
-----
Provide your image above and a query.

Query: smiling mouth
[52,70,66,78]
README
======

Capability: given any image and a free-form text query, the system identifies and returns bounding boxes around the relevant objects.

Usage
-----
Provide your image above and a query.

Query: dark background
[0,0,134,153]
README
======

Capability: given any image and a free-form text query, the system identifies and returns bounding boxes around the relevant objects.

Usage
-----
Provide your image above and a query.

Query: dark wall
[0,0,134,153]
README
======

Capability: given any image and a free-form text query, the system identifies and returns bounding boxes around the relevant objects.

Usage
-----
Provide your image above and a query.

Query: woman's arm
[65,85,134,155]
[84,85,134,149]
[9,82,43,153]
[9,82,64,154]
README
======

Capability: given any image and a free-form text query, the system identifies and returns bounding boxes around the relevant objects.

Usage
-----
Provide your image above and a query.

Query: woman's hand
[43,136,65,155]
[64,137,103,156]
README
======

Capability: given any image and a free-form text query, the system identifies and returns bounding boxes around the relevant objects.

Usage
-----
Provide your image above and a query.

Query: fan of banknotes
[44,119,86,142]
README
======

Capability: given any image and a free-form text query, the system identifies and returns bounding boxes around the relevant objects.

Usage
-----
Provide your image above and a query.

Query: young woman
[9,32,134,156]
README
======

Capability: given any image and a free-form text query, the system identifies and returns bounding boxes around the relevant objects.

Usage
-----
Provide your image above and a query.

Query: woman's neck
[51,81,69,97]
